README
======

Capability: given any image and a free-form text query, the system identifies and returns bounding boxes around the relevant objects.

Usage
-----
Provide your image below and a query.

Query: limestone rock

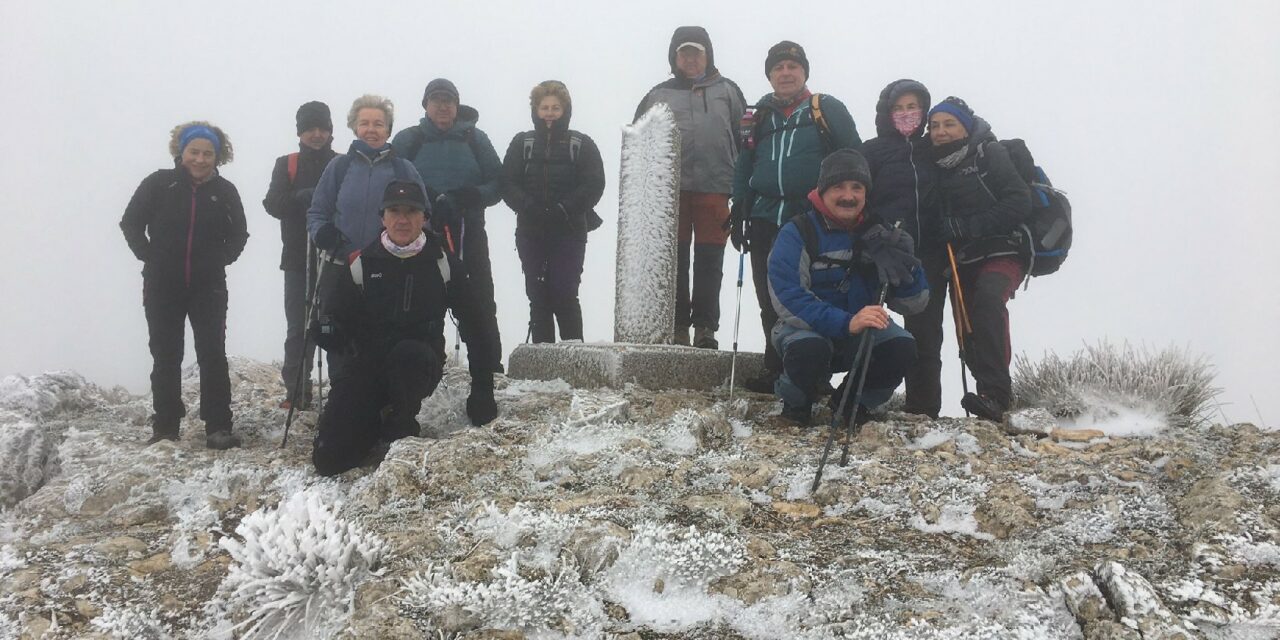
[126,552,171,576]
[1094,561,1193,640]
[618,466,664,491]
[772,501,820,519]
[1059,570,1112,625]
[727,460,777,490]
[1052,428,1107,443]
[680,494,752,521]
[1176,476,1245,534]
[1004,407,1057,436]
[976,483,1037,539]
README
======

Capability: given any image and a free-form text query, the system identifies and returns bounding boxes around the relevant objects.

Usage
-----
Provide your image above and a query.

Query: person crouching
[767,149,929,427]
[310,180,488,476]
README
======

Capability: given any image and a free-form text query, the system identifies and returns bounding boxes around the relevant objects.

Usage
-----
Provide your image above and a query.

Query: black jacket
[862,80,939,251]
[120,163,249,289]
[320,233,484,365]
[501,105,606,242]
[263,143,337,270]
[933,117,1033,263]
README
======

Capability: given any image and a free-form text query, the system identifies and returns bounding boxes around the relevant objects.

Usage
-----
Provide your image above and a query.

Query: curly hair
[168,121,233,165]
[529,80,572,112]
[346,94,395,134]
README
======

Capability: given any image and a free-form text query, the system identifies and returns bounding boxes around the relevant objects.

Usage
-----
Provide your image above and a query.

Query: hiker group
[120,27,1069,474]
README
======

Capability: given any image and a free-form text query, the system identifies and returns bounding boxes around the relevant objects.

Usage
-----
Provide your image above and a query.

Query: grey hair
[346,94,395,133]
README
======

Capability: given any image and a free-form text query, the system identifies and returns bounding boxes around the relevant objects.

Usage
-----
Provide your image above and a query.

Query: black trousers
[312,340,442,476]
[516,233,586,343]
[747,219,782,372]
[143,280,232,434]
[458,214,503,376]
[281,267,317,402]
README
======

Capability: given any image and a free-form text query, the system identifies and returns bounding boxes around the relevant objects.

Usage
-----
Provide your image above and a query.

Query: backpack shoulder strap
[437,252,452,285]
[569,134,582,164]
[795,212,822,264]
[809,94,833,152]
[287,152,300,184]
[349,251,365,292]
[332,154,354,192]
[401,127,426,162]
[522,133,537,176]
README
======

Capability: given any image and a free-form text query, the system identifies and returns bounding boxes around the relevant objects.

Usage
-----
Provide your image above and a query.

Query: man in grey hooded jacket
[635,26,747,349]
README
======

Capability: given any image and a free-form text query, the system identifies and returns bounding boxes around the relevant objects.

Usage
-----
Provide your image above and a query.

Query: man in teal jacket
[730,40,861,393]
[391,78,505,426]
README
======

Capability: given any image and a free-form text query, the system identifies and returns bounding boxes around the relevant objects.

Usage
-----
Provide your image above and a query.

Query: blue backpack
[985,139,1072,279]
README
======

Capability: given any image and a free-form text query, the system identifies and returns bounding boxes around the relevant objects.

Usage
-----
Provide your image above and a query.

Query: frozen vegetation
[0,350,1277,639]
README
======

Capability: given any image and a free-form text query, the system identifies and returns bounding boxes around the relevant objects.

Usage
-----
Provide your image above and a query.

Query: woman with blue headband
[120,121,249,449]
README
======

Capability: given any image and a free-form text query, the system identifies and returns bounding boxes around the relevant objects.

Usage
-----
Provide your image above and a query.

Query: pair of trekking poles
[281,243,329,448]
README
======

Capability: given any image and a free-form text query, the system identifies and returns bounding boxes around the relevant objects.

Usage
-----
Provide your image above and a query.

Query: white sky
[1,0,1276,423]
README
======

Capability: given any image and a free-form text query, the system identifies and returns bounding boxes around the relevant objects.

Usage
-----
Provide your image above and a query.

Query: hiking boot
[692,327,718,350]
[380,405,421,440]
[742,370,779,395]
[961,392,1006,422]
[146,432,179,445]
[780,403,813,426]
[206,430,242,450]
[147,416,179,445]
[673,325,691,346]
[467,375,498,426]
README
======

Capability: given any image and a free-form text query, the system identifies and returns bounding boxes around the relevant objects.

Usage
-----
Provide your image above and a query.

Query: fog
[1,0,1276,423]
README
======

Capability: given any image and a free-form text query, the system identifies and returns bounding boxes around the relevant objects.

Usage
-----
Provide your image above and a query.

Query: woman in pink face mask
[859,79,950,419]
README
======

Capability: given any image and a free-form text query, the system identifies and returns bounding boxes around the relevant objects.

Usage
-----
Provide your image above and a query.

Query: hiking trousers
[772,322,916,411]
[143,279,232,434]
[458,214,503,376]
[675,192,730,332]
[516,233,586,343]
[281,267,316,403]
[747,219,782,373]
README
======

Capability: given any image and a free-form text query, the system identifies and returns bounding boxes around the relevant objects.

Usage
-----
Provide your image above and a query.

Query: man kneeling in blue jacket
[767,149,929,426]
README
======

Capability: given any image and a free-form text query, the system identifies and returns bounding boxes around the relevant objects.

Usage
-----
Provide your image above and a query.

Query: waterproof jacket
[768,208,928,339]
[263,143,337,270]
[862,80,940,252]
[932,117,1033,264]
[121,163,249,290]
[634,71,746,194]
[390,106,503,215]
[501,105,606,242]
[306,142,425,260]
[320,232,482,366]
[733,91,861,225]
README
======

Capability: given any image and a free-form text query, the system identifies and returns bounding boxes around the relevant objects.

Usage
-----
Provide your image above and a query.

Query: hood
[873,79,931,138]
[964,116,996,150]
[668,25,716,77]
[531,100,572,134]
[422,104,480,139]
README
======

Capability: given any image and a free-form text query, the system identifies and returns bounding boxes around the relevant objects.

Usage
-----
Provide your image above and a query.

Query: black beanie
[422,78,460,107]
[817,149,872,194]
[765,40,809,79]
[296,101,333,135]
[668,26,715,76]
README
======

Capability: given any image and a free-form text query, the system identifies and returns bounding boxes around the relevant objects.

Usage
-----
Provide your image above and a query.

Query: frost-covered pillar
[615,104,680,344]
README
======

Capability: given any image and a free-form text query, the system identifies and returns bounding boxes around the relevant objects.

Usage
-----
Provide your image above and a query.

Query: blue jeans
[771,321,916,411]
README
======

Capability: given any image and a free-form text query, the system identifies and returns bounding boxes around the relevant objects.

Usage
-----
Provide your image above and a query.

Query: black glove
[862,224,921,287]
[728,198,751,252]
[313,224,345,255]
[310,315,346,351]
[937,217,972,243]
[466,374,498,426]
[432,194,460,232]
[448,186,483,210]
[292,187,315,208]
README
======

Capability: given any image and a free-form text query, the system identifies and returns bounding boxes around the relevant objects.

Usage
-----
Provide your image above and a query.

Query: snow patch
[909,503,994,541]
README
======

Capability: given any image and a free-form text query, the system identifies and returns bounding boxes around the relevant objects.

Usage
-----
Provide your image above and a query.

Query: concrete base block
[507,342,765,391]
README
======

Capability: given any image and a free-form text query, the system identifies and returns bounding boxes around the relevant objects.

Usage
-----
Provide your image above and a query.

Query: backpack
[519,131,602,232]
[348,249,451,291]
[981,139,1072,279]
[287,152,300,184]
[743,94,834,154]
[399,126,486,166]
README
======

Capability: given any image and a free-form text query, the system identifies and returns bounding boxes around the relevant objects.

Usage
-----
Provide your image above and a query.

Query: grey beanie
[817,149,872,194]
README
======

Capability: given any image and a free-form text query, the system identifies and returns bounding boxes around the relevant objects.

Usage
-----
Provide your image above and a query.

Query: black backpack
[986,139,1072,279]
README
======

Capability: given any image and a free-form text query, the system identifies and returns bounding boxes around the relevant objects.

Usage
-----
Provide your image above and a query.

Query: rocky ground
[0,359,1277,639]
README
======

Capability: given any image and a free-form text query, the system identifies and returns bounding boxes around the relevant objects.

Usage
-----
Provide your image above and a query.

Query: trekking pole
[946,243,973,415]
[728,247,746,400]
[813,221,900,491]
[282,255,330,448]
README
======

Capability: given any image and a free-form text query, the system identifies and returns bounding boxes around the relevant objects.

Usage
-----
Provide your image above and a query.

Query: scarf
[381,231,426,259]
[352,139,390,160]
[932,139,970,169]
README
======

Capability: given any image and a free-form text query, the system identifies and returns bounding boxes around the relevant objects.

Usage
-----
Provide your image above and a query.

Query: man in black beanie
[731,40,863,394]
[263,101,338,409]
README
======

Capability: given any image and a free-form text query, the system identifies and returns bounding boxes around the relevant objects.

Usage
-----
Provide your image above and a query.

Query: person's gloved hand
[466,374,498,426]
[728,198,752,252]
[937,216,972,243]
[310,315,346,351]
[861,223,920,287]
[292,187,315,208]
[448,186,482,210]
[432,193,460,232]
[313,224,345,255]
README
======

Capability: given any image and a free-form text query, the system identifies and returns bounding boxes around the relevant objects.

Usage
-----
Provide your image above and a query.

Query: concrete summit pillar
[506,105,763,391]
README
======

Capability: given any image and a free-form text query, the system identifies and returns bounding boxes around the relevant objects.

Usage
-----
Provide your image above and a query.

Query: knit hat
[381,180,429,213]
[765,40,808,78]
[296,101,332,135]
[816,149,872,194]
[422,78,459,106]
[668,26,715,76]
[928,96,975,135]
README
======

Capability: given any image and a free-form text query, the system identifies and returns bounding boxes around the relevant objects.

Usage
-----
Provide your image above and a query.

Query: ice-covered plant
[90,605,172,640]
[1013,340,1220,424]
[469,502,581,571]
[214,489,387,639]
[0,420,58,509]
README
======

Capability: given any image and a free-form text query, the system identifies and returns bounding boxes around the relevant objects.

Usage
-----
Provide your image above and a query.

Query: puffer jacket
[932,117,1033,263]
[390,106,503,212]
[501,104,606,242]
[732,90,861,225]
[861,80,940,252]
[306,142,425,260]
[120,162,249,289]
[634,37,746,194]
[262,143,336,270]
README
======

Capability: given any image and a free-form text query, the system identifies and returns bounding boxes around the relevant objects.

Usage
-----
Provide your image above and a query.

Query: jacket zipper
[908,137,921,244]
[543,129,552,208]
[185,185,197,287]
[403,273,414,311]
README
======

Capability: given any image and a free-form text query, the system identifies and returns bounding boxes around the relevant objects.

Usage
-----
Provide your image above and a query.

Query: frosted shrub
[214,490,387,639]
[0,420,58,509]
[400,557,605,639]
[0,371,103,418]
[470,502,581,571]
[1013,341,1220,424]
[90,605,172,639]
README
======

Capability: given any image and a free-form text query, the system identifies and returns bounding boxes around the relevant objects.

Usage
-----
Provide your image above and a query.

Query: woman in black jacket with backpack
[501,80,606,343]
[924,97,1032,422]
